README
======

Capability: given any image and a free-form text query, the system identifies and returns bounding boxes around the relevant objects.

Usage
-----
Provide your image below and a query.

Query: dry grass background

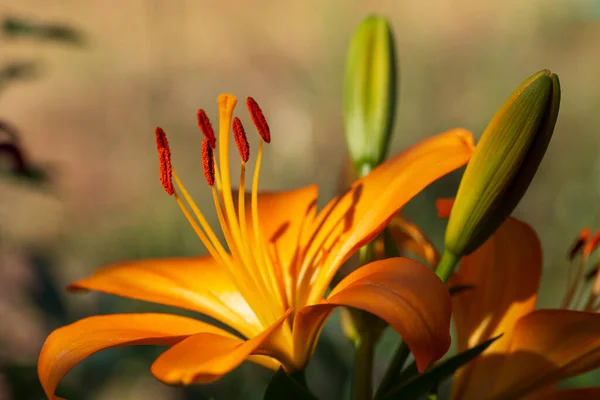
[1,0,599,399]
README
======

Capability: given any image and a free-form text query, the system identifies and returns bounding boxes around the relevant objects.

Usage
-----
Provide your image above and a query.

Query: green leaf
[383,335,503,400]
[264,368,318,400]
[2,17,85,45]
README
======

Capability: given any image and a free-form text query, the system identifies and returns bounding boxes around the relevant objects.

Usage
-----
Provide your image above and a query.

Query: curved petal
[451,217,542,400]
[301,129,474,304]
[294,258,452,371]
[68,255,261,337]
[491,309,600,399]
[151,309,293,384]
[38,313,230,400]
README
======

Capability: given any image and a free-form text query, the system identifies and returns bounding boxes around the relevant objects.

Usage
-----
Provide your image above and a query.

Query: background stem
[354,331,375,400]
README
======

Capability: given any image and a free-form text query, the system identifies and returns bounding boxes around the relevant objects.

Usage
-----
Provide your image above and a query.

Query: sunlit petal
[246,355,281,371]
[38,313,229,400]
[243,185,319,293]
[68,255,261,337]
[151,309,292,384]
[451,217,542,400]
[491,309,600,399]
[302,129,474,303]
[294,258,452,371]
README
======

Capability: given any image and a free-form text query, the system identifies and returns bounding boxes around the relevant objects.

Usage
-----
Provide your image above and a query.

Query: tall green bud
[343,15,397,176]
[445,69,561,257]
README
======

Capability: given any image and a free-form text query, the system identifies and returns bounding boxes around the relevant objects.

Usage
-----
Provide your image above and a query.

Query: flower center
[154,94,288,330]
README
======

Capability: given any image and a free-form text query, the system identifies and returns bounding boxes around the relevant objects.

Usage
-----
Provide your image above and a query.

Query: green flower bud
[343,15,397,176]
[445,69,561,256]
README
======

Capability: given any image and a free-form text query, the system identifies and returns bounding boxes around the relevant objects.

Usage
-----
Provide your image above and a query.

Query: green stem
[373,340,410,399]
[359,241,375,265]
[354,330,376,400]
[435,250,461,283]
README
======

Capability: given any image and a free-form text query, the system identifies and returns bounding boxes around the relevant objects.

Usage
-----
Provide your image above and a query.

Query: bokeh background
[1,0,599,399]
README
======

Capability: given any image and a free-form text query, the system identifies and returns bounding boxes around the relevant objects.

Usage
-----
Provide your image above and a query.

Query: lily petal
[68,255,261,337]
[451,217,542,400]
[38,313,229,400]
[151,309,292,384]
[388,213,440,266]
[492,309,600,399]
[250,185,319,295]
[294,258,452,371]
[302,129,474,304]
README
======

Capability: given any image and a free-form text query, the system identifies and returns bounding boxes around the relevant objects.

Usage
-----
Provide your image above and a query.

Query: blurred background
[1,0,599,399]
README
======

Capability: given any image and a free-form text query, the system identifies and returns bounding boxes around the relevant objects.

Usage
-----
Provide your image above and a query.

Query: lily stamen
[232,117,265,297]
[197,109,216,149]
[155,127,174,196]
[244,97,293,308]
[155,128,241,293]
[246,96,271,143]
[201,138,215,187]
[562,229,600,310]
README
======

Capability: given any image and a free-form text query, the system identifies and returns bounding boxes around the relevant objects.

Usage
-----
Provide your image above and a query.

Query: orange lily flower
[38,94,474,399]
[437,200,600,400]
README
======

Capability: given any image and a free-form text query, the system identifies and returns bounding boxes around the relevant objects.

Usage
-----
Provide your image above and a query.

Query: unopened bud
[445,69,560,256]
[343,15,397,176]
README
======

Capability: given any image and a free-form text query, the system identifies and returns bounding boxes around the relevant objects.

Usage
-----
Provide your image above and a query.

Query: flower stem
[435,249,461,283]
[354,329,375,400]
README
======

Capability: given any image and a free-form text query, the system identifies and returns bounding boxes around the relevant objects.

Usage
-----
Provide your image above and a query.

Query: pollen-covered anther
[197,109,216,149]
[155,127,174,195]
[201,137,215,186]
[583,231,600,258]
[233,117,250,163]
[246,97,271,143]
[569,227,591,260]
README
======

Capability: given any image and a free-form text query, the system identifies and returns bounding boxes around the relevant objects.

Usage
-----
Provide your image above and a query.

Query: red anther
[246,97,271,143]
[583,231,600,258]
[233,117,250,163]
[197,109,216,149]
[202,137,215,186]
[155,127,174,195]
[569,227,592,260]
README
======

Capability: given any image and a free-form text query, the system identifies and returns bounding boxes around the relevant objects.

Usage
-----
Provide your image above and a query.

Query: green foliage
[3,17,84,46]
[264,369,318,400]
[382,335,503,400]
